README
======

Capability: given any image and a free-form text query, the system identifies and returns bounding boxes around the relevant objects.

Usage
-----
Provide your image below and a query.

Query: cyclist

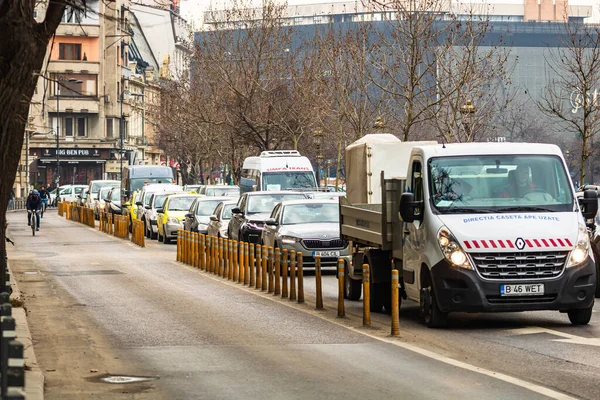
[39,185,50,212]
[26,190,42,231]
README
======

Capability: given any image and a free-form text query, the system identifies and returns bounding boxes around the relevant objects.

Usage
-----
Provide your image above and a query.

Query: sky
[179,0,600,27]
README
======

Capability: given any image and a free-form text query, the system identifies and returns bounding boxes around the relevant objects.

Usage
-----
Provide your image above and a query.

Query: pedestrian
[8,189,14,210]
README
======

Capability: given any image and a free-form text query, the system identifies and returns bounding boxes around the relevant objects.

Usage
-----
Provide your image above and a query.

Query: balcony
[48,60,100,75]
[56,24,100,37]
[48,97,100,114]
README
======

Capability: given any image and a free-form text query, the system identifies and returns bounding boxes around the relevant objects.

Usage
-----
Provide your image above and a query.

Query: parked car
[183,185,204,194]
[183,197,231,234]
[228,191,307,243]
[207,200,238,238]
[104,187,122,215]
[156,194,201,244]
[199,185,240,197]
[136,184,183,230]
[76,188,89,206]
[56,185,87,203]
[144,192,178,240]
[262,199,349,270]
[85,180,120,211]
[94,187,113,219]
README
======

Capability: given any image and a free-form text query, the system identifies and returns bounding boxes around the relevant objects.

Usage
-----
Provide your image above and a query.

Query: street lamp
[460,99,477,139]
[54,76,82,201]
[119,89,145,178]
[313,129,324,188]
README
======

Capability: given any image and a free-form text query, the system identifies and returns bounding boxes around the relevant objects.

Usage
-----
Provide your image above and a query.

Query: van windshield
[428,155,574,213]
[91,181,119,194]
[130,178,174,193]
[262,172,316,191]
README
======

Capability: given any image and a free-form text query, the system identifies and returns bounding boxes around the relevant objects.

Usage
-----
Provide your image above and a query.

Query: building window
[106,118,113,137]
[77,117,86,137]
[59,43,82,60]
[65,117,74,136]
[62,5,84,24]
[51,73,97,97]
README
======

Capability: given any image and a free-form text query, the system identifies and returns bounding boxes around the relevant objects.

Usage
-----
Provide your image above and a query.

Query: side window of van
[411,161,423,214]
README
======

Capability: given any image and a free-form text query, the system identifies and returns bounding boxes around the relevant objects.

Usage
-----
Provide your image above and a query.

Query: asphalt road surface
[7,210,599,399]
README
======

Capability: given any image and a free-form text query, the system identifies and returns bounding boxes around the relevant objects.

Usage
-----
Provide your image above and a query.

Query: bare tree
[537,19,600,183]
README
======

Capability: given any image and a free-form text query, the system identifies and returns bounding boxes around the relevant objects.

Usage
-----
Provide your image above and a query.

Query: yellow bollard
[289,250,297,300]
[267,246,274,293]
[282,249,289,298]
[274,248,281,296]
[297,252,304,303]
[238,241,244,284]
[219,238,225,277]
[234,241,240,283]
[261,245,268,292]
[249,243,255,288]
[208,236,215,273]
[186,231,191,265]
[199,234,205,271]
[315,255,323,309]
[242,242,248,285]
[255,245,262,290]
[391,269,400,336]
[363,264,371,326]
[224,240,230,279]
[192,233,198,267]
[338,259,345,317]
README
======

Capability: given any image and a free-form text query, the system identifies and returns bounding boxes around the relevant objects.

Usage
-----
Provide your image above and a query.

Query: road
[6,210,599,399]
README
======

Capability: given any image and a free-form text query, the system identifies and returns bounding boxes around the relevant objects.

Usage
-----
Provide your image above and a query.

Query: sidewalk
[8,260,44,400]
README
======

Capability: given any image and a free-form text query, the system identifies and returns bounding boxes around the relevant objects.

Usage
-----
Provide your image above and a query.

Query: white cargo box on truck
[345,134,437,204]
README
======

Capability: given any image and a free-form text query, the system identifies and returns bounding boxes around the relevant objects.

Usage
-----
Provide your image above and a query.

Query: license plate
[313,250,340,258]
[500,284,545,296]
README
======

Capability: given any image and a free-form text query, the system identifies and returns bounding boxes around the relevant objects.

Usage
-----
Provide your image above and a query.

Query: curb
[8,260,45,400]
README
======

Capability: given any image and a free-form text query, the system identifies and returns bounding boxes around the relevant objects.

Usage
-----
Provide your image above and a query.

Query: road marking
[509,327,600,347]
[177,262,577,400]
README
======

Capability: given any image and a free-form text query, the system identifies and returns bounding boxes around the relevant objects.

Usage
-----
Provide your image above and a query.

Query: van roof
[415,142,563,158]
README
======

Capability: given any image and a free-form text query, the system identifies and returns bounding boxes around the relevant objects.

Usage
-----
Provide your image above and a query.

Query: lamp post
[313,129,323,188]
[460,99,477,140]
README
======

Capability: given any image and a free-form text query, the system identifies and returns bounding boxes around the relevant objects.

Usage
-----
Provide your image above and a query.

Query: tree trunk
[335,119,344,191]
[1,4,65,288]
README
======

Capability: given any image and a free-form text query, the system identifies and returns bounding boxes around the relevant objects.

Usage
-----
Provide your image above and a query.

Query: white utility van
[240,150,317,193]
[341,137,598,328]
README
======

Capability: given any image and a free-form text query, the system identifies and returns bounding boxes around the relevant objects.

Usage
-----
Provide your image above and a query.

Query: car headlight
[281,235,301,244]
[169,217,180,224]
[567,224,590,268]
[437,227,473,269]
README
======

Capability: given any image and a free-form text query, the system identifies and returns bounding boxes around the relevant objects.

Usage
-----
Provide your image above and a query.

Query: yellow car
[123,190,140,232]
[157,193,201,244]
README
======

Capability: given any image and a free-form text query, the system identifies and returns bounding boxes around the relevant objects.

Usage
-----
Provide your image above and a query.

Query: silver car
[207,200,238,238]
[144,192,177,240]
[261,199,349,269]
[94,187,113,218]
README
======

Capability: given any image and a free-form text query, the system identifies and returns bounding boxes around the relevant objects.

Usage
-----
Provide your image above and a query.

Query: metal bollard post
[225,240,231,279]
[200,234,206,271]
[234,241,239,282]
[249,243,255,287]
[2,316,16,396]
[193,233,198,267]
[282,249,289,298]
[289,250,297,300]
[363,264,371,326]
[209,237,215,274]
[255,245,262,290]
[219,238,225,277]
[274,248,281,296]
[391,269,400,336]
[7,340,25,390]
[337,259,345,317]
[315,256,323,309]
[267,246,274,293]
[183,231,188,264]
[261,245,268,292]
[297,252,304,303]
[244,242,250,285]
[238,241,244,283]
[176,230,181,262]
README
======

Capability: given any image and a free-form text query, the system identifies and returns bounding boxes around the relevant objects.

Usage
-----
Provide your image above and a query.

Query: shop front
[30,147,110,188]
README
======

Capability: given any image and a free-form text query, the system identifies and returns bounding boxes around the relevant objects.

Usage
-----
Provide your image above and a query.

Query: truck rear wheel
[370,283,384,312]
[344,262,362,301]
[567,304,593,325]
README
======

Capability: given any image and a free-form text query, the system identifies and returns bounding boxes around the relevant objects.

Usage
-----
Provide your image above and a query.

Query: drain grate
[49,270,124,277]
[100,375,158,384]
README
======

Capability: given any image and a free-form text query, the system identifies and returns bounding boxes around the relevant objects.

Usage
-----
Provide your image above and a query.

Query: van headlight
[438,226,473,269]
[281,235,301,244]
[567,224,590,268]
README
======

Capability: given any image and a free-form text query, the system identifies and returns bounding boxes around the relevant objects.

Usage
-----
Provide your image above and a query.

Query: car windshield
[261,172,317,191]
[429,155,574,214]
[153,194,169,208]
[282,203,339,225]
[247,193,306,213]
[196,200,222,216]
[205,187,240,197]
[99,187,111,200]
[110,189,121,201]
[222,204,235,220]
[91,181,118,194]
[168,197,196,211]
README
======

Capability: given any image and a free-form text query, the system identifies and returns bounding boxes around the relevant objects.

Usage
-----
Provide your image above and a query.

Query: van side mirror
[185,213,194,219]
[156,208,164,214]
[265,218,278,226]
[399,192,424,223]
[579,190,598,220]
[136,201,143,206]
[210,215,218,222]
[145,205,151,210]
[232,207,243,215]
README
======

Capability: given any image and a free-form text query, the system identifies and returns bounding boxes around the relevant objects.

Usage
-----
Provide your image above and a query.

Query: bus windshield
[262,172,316,191]
[428,155,574,213]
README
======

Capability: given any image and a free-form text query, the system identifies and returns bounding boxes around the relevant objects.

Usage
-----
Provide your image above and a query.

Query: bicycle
[28,209,41,236]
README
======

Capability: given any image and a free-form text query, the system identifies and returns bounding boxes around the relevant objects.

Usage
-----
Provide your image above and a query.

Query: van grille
[470,251,568,281]
[302,239,346,249]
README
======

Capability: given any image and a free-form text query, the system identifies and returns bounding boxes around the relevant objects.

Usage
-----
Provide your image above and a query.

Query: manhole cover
[100,375,158,384]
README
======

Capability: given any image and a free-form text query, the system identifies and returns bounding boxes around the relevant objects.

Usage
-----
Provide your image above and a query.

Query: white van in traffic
[240,150,317,193]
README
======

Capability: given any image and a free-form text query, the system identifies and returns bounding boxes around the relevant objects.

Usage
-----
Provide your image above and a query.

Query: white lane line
[509,327,600,347]
[177,261,577,400]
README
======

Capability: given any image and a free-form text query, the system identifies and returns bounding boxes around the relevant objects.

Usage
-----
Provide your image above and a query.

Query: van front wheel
[567,304,593,325]
[420,285,448,328]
